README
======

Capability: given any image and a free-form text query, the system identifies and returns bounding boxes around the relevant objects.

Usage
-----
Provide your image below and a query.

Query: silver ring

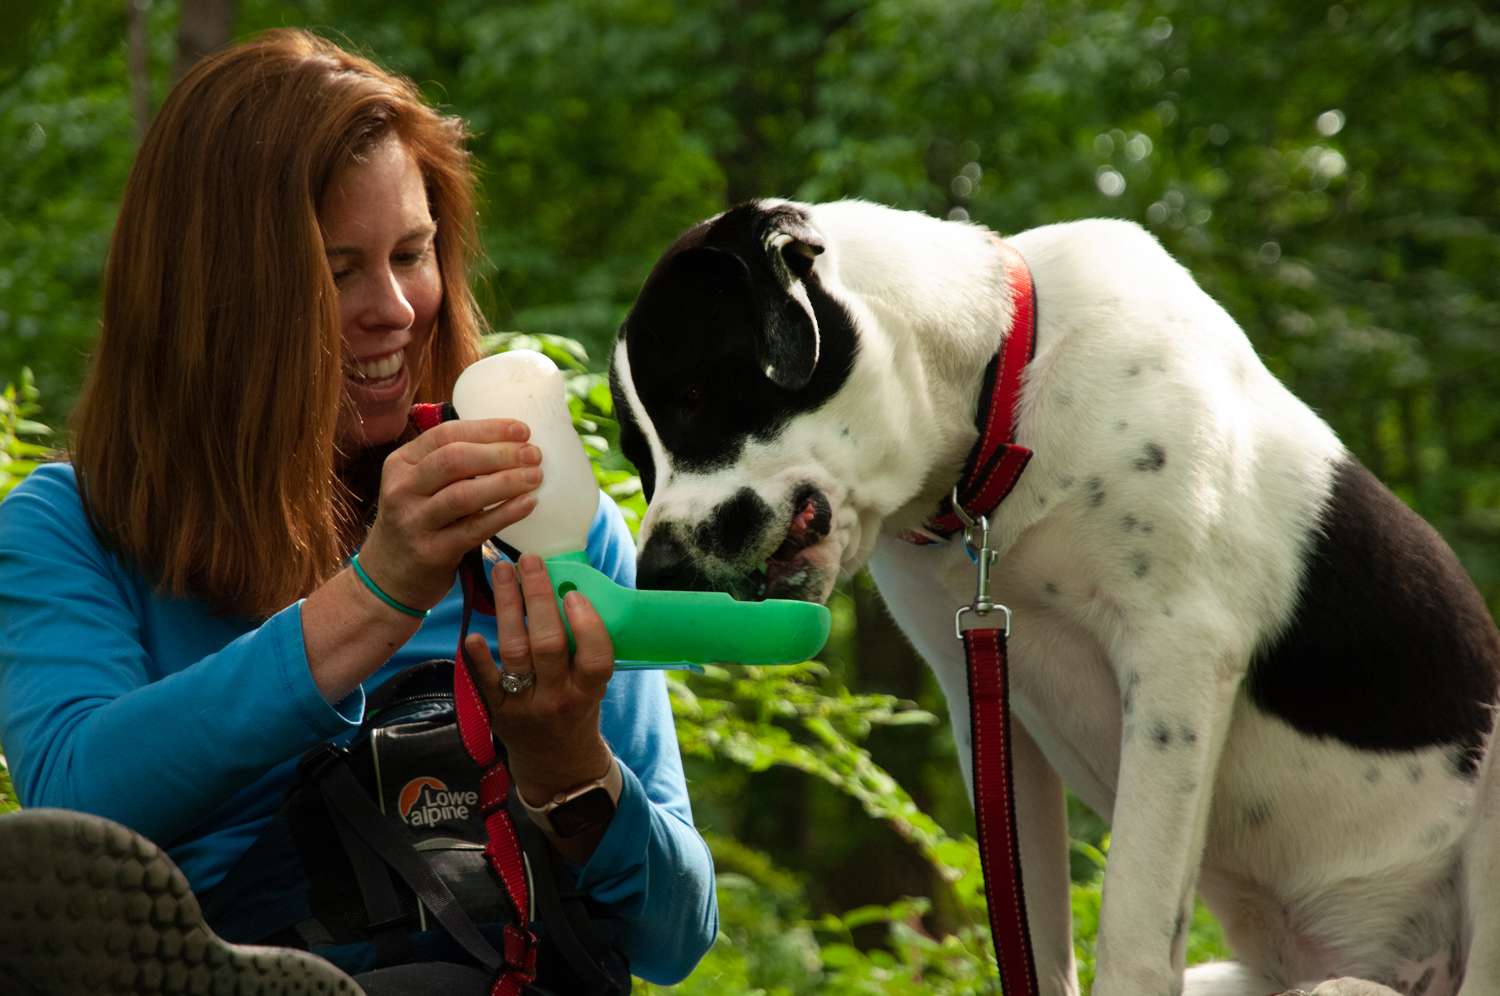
[500,669,536,695]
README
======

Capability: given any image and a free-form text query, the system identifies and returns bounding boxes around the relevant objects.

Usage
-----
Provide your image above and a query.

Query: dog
[606,199,1500,996]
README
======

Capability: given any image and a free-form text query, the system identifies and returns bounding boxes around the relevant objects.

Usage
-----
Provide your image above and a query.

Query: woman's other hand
[464,554,615,815]
[358,418,541,612]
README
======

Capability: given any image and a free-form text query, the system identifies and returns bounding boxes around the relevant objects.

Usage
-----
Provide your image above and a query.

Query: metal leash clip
[951,487,1012,639]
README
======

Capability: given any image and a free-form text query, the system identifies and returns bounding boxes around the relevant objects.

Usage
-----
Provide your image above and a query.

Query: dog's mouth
[748,486,834,602]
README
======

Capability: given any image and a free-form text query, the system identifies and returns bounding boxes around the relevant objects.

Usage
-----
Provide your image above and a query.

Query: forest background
[2,0,1498,992]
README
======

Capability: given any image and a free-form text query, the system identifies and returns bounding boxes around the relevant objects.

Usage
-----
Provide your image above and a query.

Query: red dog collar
[904,238,1037,544]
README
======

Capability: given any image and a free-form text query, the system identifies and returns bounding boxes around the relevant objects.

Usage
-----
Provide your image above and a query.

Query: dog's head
[609,200,870,604]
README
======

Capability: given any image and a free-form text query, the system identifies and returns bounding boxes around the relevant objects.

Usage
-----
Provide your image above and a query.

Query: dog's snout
[637,528,716,593]
[694,488,775,562]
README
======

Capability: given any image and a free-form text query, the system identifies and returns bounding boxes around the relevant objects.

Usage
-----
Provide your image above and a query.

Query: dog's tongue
[772,497,820,561]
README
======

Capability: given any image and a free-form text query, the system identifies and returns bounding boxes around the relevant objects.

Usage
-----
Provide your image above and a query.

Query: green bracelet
[350,552,429,619]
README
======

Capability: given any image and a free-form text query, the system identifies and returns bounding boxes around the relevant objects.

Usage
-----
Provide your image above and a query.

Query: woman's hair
[70,28,483,617]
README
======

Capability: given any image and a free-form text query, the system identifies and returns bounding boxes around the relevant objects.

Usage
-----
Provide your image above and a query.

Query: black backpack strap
[310,747,506,973]
[511,807,629,994]
[326,795,413,967]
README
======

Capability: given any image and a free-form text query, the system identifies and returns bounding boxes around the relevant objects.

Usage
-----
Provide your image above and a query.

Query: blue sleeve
[0,465,362,845]
[575,494,718,983]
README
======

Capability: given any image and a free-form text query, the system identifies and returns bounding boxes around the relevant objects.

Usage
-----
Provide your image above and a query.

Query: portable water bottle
[451,350,831,670]
[452,349,599,557]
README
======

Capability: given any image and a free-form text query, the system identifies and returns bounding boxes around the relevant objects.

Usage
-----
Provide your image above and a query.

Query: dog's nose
[637,529,717,592]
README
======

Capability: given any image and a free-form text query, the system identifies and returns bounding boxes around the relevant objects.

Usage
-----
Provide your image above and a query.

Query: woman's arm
[0,417,538,845]
[0,465,359,844]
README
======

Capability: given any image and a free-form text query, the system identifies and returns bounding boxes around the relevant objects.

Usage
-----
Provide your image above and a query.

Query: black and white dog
[608,199,1500,996]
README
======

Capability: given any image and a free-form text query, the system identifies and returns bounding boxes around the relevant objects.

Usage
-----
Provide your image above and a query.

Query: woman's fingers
[463,632,503,707]
[413,438,541,498]
[515,555,571,680]
[562,589,614,691]
[491,560,534,676]
[399,417,528,468]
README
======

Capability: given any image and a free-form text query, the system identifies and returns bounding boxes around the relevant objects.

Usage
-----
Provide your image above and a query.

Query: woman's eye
[331,267,353,285]
[395,246,432,267]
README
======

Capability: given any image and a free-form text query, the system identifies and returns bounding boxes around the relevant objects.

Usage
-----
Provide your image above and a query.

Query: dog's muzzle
[638,485,836,603]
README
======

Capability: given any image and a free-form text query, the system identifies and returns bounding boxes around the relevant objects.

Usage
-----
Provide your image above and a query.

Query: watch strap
[518,756,623,838]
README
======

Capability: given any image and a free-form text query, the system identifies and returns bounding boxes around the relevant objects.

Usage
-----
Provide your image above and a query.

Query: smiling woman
[322,135,444,452]
[0,27,715,996]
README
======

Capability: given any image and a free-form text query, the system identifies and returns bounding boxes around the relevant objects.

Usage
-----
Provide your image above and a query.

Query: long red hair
[70,28,483,617]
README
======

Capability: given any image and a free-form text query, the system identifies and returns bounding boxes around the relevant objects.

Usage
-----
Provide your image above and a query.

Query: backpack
[202,659,631,995]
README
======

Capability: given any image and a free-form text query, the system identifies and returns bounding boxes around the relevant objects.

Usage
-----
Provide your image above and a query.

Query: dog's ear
[754,209,826,391]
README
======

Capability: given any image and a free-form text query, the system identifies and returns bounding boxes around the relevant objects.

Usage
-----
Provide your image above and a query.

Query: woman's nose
[363,267,416,330]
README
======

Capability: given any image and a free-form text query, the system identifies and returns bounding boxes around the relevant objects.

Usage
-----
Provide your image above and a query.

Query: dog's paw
[1290,979,1403,996]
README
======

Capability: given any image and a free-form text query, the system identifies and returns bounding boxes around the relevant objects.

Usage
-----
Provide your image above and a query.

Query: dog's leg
[1456,737,1500,996]
[1299,981,1404,996]
[1091,627,1244,996]
[1182,962,1280,996]
[1010,718,1082,996]
[869,551,1081,995]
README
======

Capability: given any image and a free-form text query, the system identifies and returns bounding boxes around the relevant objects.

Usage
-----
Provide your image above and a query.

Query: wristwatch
[519,757,623,838]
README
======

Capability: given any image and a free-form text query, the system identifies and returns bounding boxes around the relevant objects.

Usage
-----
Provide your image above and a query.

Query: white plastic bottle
[451,350,599,557]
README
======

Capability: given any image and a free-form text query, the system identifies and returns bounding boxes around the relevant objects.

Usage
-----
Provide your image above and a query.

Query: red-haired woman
[0,29,715,994]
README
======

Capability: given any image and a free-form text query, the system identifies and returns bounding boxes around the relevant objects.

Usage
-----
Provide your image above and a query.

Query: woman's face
[321,134,443,452]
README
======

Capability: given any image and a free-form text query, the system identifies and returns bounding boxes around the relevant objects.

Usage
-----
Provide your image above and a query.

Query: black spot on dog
[841,426,850,437]
[1116,419,1129,431]
[1179,724,1197,745]
[1448,745,1482,780]
[1086,477,1106,507]
[1044,581,1060,596]
[1365,766,1381,783]
[1409,763,1425,784]
[1130,552,1151,578]
[1134,443,1167,472]
[1151,721,1172,748]
[1141,521,1154,534]
[1413,966,1434,996]
[1162,605,1174,617]
[1059,475,1075,489]
[1122,513,1139,532]
[1248,457,1500,769]
[693,488,774,561]
[636,524,716,593]
[1127,364,1141,377]
[1246,800,1272,828]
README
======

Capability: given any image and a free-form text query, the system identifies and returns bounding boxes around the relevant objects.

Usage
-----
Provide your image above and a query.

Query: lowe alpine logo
[396,776,478,827]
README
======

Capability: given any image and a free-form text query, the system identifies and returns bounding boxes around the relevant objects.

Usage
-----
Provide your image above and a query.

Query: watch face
[550,786,616,838]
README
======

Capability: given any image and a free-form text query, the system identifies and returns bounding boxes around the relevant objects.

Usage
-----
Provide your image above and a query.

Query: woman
[0,28,715,993]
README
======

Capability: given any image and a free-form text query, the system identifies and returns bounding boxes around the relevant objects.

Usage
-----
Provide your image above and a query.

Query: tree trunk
[174,0,237,82]
[126,0,151,137]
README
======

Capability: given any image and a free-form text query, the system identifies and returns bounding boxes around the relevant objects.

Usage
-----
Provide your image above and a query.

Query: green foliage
[0,369,55,501]
[2,0,1494,989]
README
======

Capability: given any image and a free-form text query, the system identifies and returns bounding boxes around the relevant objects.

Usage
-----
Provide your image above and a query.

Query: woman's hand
[357,418,541,612]
[464,554,615,807]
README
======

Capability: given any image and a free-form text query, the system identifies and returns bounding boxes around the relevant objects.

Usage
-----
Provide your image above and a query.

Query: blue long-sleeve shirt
[0,463,716,984]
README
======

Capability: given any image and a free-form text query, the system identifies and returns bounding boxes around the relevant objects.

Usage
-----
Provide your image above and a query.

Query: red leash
[905,238,1041,994]
[411,402,539,996]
